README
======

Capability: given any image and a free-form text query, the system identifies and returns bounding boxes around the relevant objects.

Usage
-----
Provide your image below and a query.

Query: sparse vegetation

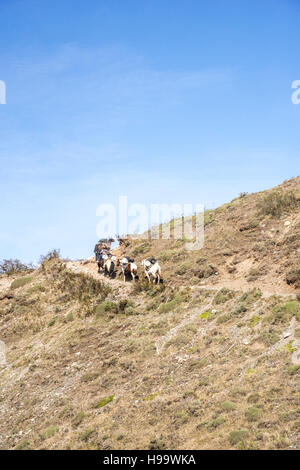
[0,259,33,275]
[256,190,298,217]
[1,177,300,450]
[229,429,248,445]
[11,276,32,289]
[94,395,114,408]
[40,426,59,441]
[245,406,262,422]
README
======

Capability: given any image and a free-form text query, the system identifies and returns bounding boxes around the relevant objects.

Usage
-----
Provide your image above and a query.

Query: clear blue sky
[0,0,299,263]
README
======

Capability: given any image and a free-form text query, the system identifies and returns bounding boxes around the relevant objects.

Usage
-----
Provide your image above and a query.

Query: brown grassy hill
[119,176,300,295]
[0,177,299,450]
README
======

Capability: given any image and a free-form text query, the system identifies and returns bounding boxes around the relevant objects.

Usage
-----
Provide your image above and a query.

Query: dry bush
[256,190,298,217]
[0,259,33,276]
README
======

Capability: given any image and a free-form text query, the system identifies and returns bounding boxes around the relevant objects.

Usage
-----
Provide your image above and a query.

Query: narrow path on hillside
[66,259,133,295]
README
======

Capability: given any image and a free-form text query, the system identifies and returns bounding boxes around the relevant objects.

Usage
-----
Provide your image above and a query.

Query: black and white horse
[141,259,161,284]
[117,257,138,282]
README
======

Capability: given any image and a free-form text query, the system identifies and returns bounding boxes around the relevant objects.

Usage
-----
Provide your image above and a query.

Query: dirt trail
[65,259,133,296]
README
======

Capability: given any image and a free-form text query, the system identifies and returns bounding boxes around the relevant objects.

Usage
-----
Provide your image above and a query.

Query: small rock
[284,221,291,226]
[283,331,291,339]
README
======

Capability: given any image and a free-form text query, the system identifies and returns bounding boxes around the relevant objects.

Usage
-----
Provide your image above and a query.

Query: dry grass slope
[0,177,299,450]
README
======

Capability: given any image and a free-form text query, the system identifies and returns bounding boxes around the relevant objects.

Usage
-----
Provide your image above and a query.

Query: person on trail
[94,243,101,262]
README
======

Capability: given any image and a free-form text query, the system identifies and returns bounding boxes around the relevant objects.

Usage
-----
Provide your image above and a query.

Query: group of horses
[95,250,162,284]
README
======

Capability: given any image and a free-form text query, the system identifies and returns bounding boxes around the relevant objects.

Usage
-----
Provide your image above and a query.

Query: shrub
[249,315,260,328]
[207,416,226,430]
[11,276,32,289]
[94,395,114,408]
[199,310,212,320]
[132,242,150,256]
[58,269,111,303]
[259,328,280,346]
[48,317,57,327]
[247,393,260,404]
[229,429,248,445]
[72,411,85,427]
[81,371,100,383]
[159,249,176,262]
[0,259,33,276]
[214,288,233,305]
[221,401,236,411]
[193,264,218,279]
[247,268,261,282]
[95,300,118,317]
[40,426,59,440]
[27,285,46,294]
[15,439,31,450]
[80,429,93,441]
[270,301,300,324]
[245,406,262,422]
[159,294,185,313]
[286,266,300,288]
[217,313,232,324]
[256,190,298,217]
[39,249,60,264]
[124,306,135,315]
[233,303,248,317]
[287,365,300,376]
[239,289,262,304]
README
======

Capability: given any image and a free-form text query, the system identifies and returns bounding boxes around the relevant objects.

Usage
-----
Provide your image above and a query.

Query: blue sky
[0,0,299,263]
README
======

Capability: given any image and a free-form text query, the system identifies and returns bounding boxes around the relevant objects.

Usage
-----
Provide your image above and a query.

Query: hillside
[0,177,300,450]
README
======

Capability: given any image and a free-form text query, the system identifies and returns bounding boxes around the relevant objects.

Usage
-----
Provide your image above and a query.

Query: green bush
[245,406,262,422]
[287,365,300,376]
[95,300,118,317]
[214,288,233,305]
[11,276,32,289]
[40,426,59,440]
[207,416,226,430]
[71,411,85,427]
[159,294,185,313]
[229,429,248,445]
[124,306,135,315]
[270,301,300,324]
[14,439,31,450]
[80,429,93,441]
[94,395,114,408]
[221,401,236,411]
[27,284,46,294]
